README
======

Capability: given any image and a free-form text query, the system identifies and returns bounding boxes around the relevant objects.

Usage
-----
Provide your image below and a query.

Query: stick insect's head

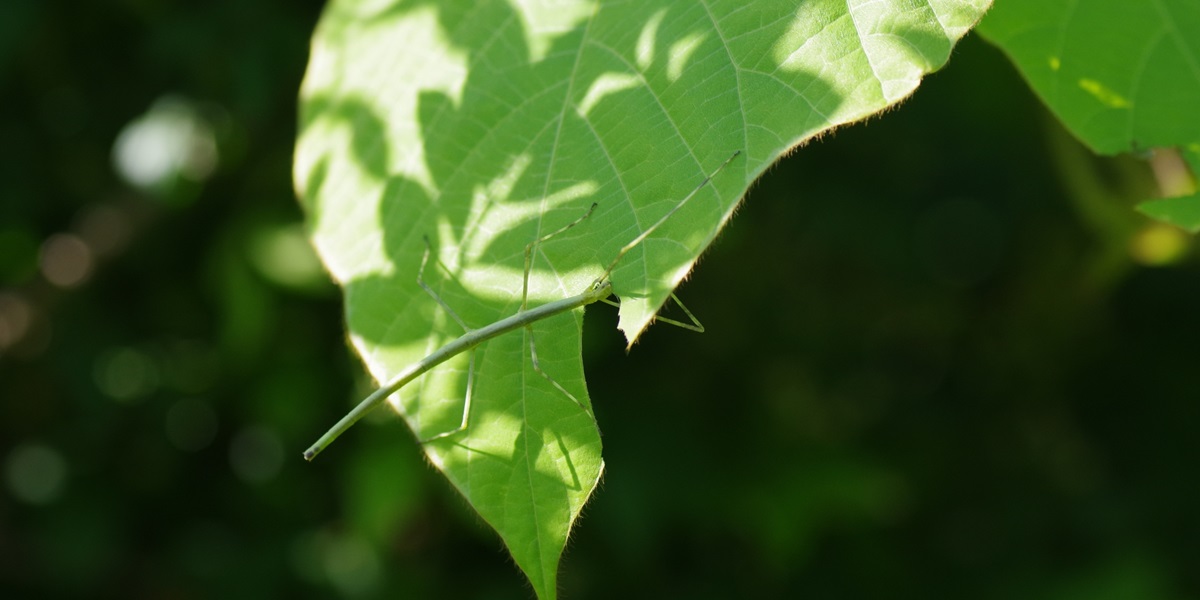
[583,278,613,305]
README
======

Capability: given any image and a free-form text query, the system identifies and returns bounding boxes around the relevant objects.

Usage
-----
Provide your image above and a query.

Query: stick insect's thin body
[303,280,611,461]
[304,150,740,461]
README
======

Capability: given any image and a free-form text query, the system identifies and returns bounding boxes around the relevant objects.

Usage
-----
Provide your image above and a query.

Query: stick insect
[304,150,741,461]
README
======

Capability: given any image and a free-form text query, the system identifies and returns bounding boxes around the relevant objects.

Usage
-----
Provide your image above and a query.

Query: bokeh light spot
[248,223,329,292]
[0,292,33,351]
[94,346,160,402]
[1130,223,1189,266]
[4,443,68,504]
[112,96,218,194]
[39,233,93,288]
[322,534,382,597]
[291,530,383,595]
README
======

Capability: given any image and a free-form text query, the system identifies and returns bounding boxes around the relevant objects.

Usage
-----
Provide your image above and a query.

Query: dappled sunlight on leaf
[296,1,989,596]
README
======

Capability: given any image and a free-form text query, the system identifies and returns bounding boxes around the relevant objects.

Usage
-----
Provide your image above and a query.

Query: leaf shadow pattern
[298,2,843,596]
[291,0,989,596]
[326,3,616,595]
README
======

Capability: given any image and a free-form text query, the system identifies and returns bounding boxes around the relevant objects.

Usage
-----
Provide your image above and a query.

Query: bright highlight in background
[112,96,217,194]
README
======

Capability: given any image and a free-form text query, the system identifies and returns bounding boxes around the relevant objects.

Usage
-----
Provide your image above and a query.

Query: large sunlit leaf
[977,0,1200,231]
[294,1,988,597]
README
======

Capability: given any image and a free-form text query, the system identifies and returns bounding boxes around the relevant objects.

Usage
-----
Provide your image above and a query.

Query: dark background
[3,1,1198,599]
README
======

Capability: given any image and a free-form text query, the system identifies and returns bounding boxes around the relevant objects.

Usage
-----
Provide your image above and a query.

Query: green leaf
[1139,194,1200,233]
[1137,147,1200,233]
[294,1,988,597]
[977,0,1200,229]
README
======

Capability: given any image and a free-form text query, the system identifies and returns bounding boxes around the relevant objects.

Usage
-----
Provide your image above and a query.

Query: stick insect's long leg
[522,203,598,310]
[600,292,704,332]
[418,236,470,330]
[527,324,592,415]
[520,202,602,415]
[416,236,476,443]
[418,348,474,443]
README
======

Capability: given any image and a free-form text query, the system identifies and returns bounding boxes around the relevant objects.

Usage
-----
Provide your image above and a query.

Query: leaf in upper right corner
[1138,147,1200,233]
[612,0,995,343]
[977,0,1200,229]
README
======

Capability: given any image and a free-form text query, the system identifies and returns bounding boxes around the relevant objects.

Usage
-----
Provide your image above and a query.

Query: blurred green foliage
[1,2,1198,599]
